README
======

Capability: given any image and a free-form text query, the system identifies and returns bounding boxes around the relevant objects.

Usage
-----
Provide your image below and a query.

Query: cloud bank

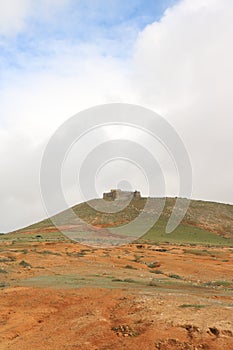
[0,0,232,232]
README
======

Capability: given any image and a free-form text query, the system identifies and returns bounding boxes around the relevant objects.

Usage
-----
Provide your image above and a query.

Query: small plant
[149,269,163,274]
[123,278,136,283]
[169,273,182,280]
[204,280,231,287]
[124,264,137,270]
[112,278,123,282]
[0,254,16,262]
[149,278,157,286]
[19,260,31,268]
[133,254,142,262]
[0,282,8,288]
[146,261,160,268]
[179,304,206,309]
[77,251,86,257]
[0,268,7,274]
[211,280,231,287]
[154,248,167,252]
[66,251,86,257]
[38,250,61,256]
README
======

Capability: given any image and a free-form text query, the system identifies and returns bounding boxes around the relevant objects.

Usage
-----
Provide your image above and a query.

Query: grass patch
[124,264,137,270]
[0,268,7,274]
[66,250,88,257]
[179,304,207,309]
[133,255,142,262]
[112,278,137,283]
[138,217,233,246]
[112,278,123,282]
[0,258,11,263]
[149,278,158,286]
[0,282,8,288]
[183,249,227,258]
[37,250,61,256]
[169,273,182,280]
[123,278,136,283]
[149,269,164,274]
[204,280,231,287]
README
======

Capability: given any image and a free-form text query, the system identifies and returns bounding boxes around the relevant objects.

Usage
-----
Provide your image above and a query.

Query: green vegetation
[138,217,233,246]
[146,261,160,268]
[19,260,31,268]
[0,230,67,243]
[37,250,62,256]
[0,268,7,274]
[149,269,164,274]
[1,197,233,247]
[169,273,182,280]
[179,304,207,309]
[183,249,227,258]
[133,254,142,262]
[124,264,137,269]
[149,278,158,286]
[204,280,231,287]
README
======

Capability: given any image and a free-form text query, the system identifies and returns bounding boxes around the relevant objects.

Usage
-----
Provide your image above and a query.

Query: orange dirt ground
[0,241,233,349]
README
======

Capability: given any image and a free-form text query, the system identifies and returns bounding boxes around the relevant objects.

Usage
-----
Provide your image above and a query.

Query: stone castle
[103,189,141,201]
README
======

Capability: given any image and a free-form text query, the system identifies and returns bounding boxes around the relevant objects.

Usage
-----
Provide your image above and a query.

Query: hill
[1,197,233,349]
[6,197,233,246]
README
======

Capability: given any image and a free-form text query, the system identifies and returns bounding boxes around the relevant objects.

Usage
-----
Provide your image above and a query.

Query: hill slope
[6,197,233,246]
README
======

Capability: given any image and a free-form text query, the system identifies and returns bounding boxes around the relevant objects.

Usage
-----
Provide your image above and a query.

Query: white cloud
[0,0,69,36]
[133,0,233,203]
[0,48,138,232]
[0,0,233,232]
[0,0,31,35]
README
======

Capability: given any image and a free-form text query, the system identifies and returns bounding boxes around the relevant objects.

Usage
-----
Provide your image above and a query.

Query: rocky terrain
[0,197,233,349]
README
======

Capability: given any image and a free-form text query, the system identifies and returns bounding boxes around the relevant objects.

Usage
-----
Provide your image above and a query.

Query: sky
[0,0,233,233]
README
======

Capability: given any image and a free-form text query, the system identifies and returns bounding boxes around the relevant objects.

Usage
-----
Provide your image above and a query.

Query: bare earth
[0,240,233,349]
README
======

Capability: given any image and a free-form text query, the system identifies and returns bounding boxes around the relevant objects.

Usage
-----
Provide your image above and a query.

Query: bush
[146,261,160,268]
[169,273,182,280]
[149,269,163,274]
[0,268,7,274]
[179,304,206,308]
[19,260,31,268]
[124,265,137,270]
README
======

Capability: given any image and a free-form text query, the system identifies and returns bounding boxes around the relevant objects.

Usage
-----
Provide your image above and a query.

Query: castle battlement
[103,189,141,201]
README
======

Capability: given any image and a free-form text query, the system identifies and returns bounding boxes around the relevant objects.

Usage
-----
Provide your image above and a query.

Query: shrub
[133,255,142,262]
[0,268,7,274]
[19,260,31,268]
[169,273,182,280]
[124,265,137,270]
[179,304,206,308]
[149,269,163,274]
[146,261,160,268]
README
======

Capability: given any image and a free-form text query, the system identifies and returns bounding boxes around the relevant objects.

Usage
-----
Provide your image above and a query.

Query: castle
[103,189,141,201]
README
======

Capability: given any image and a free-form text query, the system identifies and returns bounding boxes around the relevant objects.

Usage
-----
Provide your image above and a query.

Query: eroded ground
[0,239,233,349]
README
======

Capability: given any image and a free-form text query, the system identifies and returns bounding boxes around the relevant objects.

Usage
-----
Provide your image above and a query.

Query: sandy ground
[0,241,233,349]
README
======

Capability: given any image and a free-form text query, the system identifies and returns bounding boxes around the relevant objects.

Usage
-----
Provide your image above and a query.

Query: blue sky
[0,0,178,73]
